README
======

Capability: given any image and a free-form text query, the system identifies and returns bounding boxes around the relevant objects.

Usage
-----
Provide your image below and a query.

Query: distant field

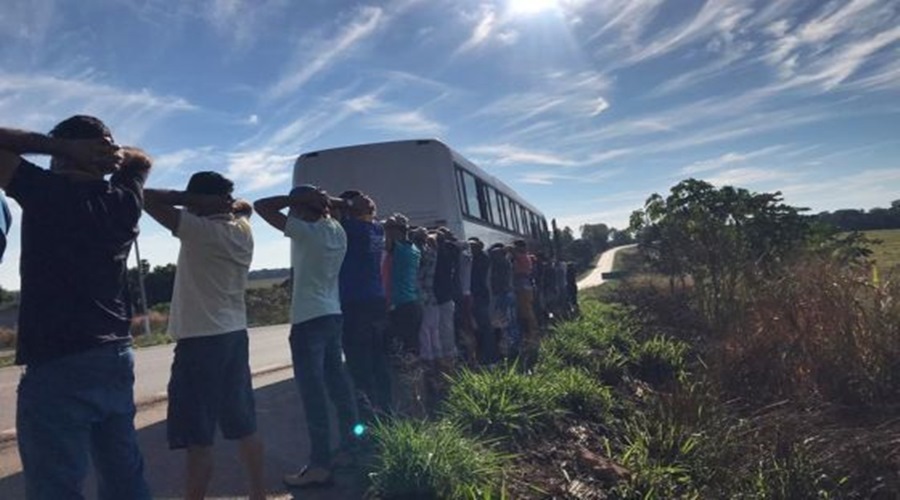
[864,229,900,273]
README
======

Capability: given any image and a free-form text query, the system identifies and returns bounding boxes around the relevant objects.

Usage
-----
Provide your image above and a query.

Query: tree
[127,261,176,310]
[580,223,610,253]
[629,179,810,330]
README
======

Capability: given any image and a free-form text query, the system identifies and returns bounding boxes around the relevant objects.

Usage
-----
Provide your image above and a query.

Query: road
[0,324,293,438]
[577,244,637,290]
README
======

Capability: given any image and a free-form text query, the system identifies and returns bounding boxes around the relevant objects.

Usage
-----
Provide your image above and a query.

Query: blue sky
[1,0,899,289]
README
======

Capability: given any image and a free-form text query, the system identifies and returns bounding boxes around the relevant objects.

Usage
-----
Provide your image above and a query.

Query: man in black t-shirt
[0,116,151,500]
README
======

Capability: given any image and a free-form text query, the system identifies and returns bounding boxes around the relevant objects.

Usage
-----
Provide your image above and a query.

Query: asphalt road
[0,323,293,437]
[577,244,637,290]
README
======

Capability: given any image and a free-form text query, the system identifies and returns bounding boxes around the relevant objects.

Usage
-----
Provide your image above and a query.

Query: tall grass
[369,419,507,499]
[443,364,559,442]
[717,256,900,407]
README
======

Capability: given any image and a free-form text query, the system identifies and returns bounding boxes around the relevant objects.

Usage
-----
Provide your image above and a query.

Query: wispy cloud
[625,1,753,64]
[363,110,444,135]
[225,149,296,191]
[204,0,290,49]
[679,145,788,175]
[475,70,613,129]
[0,0,56,44]
[467,144,578,167]
[266,6,384,100]
[455,5,497,55]
[0,70,196,143]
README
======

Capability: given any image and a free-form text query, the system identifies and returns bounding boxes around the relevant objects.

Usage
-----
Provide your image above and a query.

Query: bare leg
[239,433,266,500]
[185,446,214,500]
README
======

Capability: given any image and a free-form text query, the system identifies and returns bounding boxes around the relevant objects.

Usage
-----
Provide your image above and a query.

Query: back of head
[187,171,234,197]
[49,115,113,141]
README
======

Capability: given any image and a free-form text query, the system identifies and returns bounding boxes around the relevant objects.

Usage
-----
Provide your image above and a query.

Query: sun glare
[508,0,559,16]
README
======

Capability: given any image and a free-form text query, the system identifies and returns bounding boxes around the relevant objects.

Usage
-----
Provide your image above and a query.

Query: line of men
[0,115,579,499]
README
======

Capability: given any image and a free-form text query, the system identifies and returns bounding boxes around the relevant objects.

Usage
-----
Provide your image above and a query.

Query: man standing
[334,190,391,416]
[255,186,359,488]
[513,240,540,368]
[0,116,151,499]
[142,171,264,500]
[469,238,496,365]
[383,214,423,417]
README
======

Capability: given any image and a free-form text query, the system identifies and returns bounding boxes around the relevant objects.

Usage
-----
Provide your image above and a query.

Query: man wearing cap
[255,185,360,488]
[0,116,151,499]
[142,171,264,500]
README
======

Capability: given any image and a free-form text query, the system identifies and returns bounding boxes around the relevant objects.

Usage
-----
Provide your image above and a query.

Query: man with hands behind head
[0,115,151,500]
[255,186,360,489]
[141,171,264,500]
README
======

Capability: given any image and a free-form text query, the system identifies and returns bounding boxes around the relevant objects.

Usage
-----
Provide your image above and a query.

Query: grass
[443,364,560,442]
[864,229,900,273]
[369,419,508,499]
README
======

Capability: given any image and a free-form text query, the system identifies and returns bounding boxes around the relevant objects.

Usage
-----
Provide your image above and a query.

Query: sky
[0,0,898,289]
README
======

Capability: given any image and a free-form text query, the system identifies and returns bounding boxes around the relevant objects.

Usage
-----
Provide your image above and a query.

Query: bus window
[531,213,540,239]
[484,186,499,225]
[520,207,529,236]
[495,193,508,230]
[455,169,468,216]
[461,170,483,220]
[508,199,520,233]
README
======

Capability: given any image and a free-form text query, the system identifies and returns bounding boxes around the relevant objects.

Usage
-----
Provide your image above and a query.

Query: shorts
[167,330,257,449]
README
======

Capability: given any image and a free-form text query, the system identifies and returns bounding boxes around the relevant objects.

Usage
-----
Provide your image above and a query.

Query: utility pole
[134,239,151,337]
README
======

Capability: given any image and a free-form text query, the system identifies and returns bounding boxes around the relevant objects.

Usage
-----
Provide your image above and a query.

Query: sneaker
[283,465,334,488]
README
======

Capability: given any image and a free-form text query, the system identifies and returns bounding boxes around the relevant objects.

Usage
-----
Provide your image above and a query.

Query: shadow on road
[0,377,369,499]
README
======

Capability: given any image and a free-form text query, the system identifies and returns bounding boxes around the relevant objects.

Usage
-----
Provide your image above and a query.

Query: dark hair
[49,115,112,141]
[338,190,363,199]
[186,171,234,196]
[513,239,527,249]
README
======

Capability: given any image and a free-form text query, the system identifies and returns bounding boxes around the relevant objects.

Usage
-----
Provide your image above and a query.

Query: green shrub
[541,367,613,419]
[369,419,506,499]
[632,335,689,386]
[443,364,559,442]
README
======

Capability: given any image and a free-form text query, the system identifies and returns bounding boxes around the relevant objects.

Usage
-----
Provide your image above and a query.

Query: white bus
[292,139,550,247]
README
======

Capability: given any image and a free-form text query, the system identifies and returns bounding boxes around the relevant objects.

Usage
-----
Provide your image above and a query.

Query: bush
[541,366,614,419]
[443,364,559,442]
[631,335,689,386]
[369,419,507,499]
[246,285,290,326]
[0,327,15,349]
[718,256,900,407]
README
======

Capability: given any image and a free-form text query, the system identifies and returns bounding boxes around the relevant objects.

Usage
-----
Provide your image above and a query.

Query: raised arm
[143,190,232,232]
[253,195,291,232]
[0,127,120,188]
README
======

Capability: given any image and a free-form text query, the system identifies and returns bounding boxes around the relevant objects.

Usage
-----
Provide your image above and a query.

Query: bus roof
[296,138,545,216]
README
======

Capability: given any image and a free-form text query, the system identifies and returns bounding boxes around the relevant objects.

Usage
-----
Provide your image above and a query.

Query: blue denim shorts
[167,330,257,449]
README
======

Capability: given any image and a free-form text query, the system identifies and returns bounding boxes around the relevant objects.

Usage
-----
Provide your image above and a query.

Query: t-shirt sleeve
[174,210,221,244]
[4,159,58,210]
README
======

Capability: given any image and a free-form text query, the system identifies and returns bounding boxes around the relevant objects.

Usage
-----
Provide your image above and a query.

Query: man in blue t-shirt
[336,190,391,416]
[0,116,151,499]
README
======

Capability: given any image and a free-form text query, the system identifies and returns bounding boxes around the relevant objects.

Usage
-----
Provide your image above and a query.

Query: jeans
[341,299,391,412]
[17,343,150,500]
[290,315,359,468]
[472,296,497,364]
